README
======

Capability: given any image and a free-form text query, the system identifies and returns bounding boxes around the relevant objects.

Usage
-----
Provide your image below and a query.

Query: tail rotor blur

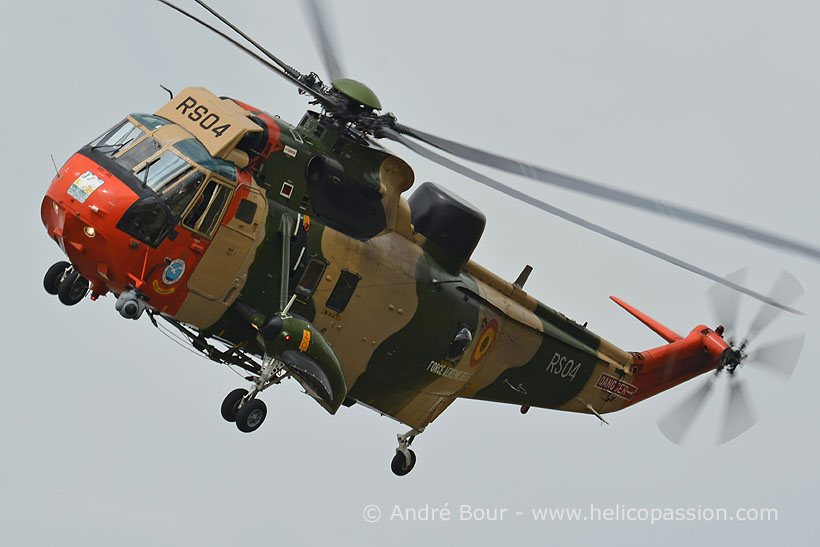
[657,270,805,445]
[657,375,716,445]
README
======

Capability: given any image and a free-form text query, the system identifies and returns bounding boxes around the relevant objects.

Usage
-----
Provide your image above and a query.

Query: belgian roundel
[470,318,498,367]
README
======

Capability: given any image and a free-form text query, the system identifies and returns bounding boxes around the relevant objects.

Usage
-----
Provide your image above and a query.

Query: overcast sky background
[2,1,819,545]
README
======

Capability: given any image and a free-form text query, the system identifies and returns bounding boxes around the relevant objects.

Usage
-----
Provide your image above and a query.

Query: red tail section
[611,297,730,405]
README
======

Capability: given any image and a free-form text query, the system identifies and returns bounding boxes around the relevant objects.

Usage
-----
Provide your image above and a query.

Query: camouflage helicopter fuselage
[174,94,720,431]
[42,88,729,440]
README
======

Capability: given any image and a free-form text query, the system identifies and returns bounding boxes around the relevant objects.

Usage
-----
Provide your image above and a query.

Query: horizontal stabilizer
[610,296,682,343]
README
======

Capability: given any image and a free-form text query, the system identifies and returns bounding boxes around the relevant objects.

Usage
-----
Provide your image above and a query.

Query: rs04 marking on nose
[175,96,232,138]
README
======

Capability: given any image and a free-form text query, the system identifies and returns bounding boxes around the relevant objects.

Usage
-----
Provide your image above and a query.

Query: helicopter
[39,0,811,477]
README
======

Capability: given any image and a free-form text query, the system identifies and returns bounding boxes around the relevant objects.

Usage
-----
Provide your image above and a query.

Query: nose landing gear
[44,261,89,306]
[43,261,70,295]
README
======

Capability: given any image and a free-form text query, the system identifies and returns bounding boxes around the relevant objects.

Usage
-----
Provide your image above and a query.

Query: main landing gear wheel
[221,388,248,422]
[391,449,417,476]
[44,261,71,295]
[57,271,89,306]
[235,398,267,433]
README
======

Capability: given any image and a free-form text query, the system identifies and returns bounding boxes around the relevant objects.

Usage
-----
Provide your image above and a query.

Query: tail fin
[610,296,726,406]
[610,296,682,343]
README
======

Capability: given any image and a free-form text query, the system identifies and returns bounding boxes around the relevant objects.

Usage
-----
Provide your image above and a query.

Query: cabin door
[186,186,267,303]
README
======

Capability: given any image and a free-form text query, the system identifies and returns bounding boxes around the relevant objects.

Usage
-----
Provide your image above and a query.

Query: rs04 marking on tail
[546,352,582,382]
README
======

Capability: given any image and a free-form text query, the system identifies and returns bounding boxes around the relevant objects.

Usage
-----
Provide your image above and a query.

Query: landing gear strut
[220,354,285,433]
[391,427,423,476]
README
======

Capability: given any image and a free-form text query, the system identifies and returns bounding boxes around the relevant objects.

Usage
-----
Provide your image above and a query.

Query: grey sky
[1,1,818,545]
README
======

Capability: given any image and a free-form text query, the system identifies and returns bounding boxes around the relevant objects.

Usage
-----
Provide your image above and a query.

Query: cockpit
[41,86,273,309]
[85,114,237,247]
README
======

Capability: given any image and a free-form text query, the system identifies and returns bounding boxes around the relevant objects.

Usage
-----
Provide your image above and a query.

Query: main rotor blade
[302,0,345,81]
[749,334,806,379]
[155,0,335,105]
[747,271,804,339]
[718,378,757,444]
[706,268,748,332]
[383,128,802,314]
[192,0,300,79]
[657,376,715,444]
[394,124,820,262]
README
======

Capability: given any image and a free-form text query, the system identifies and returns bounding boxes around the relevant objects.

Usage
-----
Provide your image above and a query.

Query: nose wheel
[44,261,89,305]
[58,271,90,306]
[43,261,70,295]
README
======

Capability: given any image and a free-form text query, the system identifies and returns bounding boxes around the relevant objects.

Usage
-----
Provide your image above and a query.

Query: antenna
[160,85,174,100]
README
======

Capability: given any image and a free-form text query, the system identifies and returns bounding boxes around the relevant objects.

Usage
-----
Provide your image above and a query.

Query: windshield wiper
[91,138,134,154]
[142,160,152,187]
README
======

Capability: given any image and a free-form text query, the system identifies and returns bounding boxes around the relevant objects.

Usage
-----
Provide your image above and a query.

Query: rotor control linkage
[391,427,424,477]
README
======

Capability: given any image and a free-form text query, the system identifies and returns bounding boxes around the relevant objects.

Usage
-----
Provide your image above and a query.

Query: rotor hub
[330,78,382,111]
[718,344,747,374]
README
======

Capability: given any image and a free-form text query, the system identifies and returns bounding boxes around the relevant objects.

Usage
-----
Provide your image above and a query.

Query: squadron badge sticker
[162,259,186,285]
[67,171,104,203]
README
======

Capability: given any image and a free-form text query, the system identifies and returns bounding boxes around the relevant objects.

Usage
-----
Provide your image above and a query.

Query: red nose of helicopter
[39,112,213,312]
[40,102,273,318]
[41,152,140,300]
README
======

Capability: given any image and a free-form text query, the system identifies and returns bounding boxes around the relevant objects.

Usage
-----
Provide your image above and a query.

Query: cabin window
[443,326,473,363]
[89,119,145,157]
[295,258,326,302]
[234,198,257,224]
[326,270,361,313]
[182,178,233,237]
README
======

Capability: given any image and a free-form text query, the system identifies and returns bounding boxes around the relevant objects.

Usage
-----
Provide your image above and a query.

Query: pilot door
[181,180,268,326]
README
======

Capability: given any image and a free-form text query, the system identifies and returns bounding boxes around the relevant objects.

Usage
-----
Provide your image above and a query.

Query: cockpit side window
[116,137,162,171]
[89,120,145,158]
[182,178,233,238]
[115,195,173,248]
[135,150,191,193]
[162,170,206,218]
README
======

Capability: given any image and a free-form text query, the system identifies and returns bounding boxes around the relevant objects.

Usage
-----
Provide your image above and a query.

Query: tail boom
[610,297,730,407]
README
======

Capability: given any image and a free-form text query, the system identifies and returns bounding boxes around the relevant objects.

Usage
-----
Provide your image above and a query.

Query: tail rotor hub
[718,345,746,375]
